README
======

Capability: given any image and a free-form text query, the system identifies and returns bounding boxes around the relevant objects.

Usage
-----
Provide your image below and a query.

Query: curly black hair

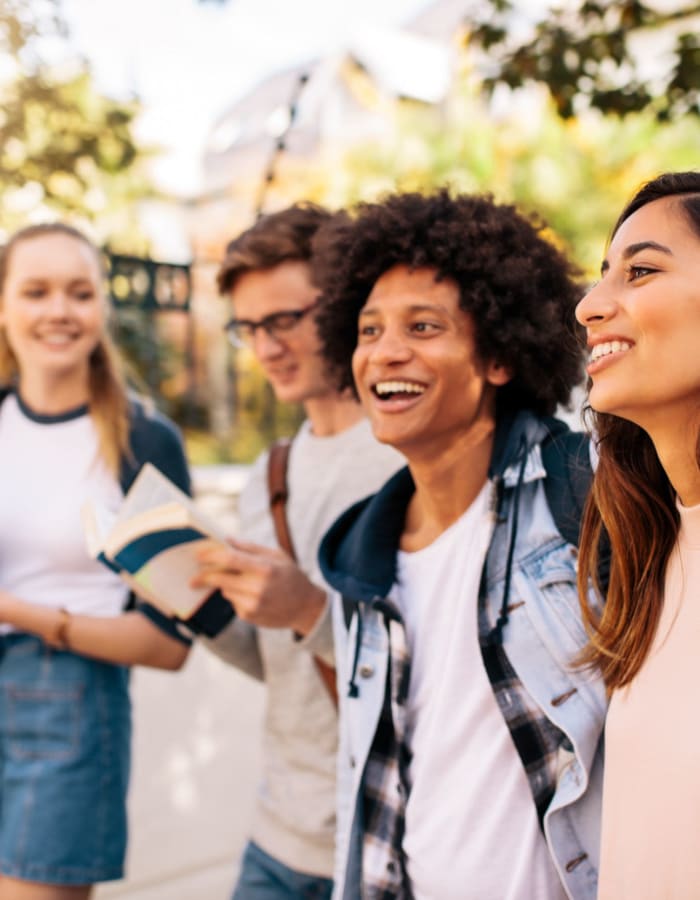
[313,189,585,417]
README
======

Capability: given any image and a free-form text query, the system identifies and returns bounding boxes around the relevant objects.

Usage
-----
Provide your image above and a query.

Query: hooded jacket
[319,410,606,900]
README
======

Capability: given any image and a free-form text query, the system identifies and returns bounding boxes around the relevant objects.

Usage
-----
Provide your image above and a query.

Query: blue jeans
[233,841,333,900]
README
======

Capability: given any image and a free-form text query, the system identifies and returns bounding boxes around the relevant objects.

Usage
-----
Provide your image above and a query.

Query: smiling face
[351,265,510,459]
[228,260,334,406]
[576,196,700,433]
[0,232,106,398]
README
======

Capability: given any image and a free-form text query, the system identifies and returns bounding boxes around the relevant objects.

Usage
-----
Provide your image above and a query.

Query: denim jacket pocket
[527,545,589,641]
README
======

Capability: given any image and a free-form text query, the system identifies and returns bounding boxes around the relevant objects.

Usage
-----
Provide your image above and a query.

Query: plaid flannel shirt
[359,594,564,898]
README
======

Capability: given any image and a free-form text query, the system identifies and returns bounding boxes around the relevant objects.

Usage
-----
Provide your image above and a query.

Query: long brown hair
[577,171,700,689]
[0,223,131,476]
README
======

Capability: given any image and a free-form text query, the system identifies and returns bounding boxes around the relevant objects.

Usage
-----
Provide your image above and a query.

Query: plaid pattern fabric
[362,615,413,900]
[479,629,564,826]
[358,600,563,896]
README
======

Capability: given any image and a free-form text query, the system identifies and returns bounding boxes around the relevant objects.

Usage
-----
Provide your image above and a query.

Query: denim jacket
[318,411,606,900]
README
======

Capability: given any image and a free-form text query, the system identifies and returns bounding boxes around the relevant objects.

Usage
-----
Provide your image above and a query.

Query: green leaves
[0,0,149,230]
[467,1,700,120]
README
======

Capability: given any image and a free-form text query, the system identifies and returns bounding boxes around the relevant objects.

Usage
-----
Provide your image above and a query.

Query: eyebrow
[358,302,448,317]
[600,240,673,275]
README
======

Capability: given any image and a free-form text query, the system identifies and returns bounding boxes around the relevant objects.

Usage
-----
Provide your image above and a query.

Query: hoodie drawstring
[347,608,363,698]
[488,435,528,645]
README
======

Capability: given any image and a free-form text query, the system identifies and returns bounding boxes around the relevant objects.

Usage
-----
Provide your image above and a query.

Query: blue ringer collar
[14,391,89,425]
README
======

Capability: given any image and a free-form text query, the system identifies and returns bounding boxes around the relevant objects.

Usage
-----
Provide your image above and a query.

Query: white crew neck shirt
[0,393,128,623]
[394,481,565,900]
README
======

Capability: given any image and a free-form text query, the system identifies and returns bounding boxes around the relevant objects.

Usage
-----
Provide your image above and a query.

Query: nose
[45,290,71,318]
[575,280,617,328]
[366,326,412,365]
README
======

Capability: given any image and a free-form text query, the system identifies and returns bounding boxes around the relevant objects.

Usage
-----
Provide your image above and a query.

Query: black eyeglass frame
[223,300,319,348]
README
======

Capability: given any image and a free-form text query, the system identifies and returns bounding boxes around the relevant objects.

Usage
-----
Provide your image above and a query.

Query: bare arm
[0,590,189,670]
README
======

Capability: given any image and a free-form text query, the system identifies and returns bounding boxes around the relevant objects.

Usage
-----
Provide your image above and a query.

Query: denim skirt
[0,634,131,885]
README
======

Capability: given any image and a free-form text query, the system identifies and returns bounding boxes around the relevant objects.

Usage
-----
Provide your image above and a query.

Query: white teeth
[375,380,425,396]
[41,334,75,345]
[590,340,632,363]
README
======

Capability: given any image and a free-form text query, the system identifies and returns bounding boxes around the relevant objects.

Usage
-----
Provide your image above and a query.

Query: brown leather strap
[267,439,296,559]
[267,439,338,707]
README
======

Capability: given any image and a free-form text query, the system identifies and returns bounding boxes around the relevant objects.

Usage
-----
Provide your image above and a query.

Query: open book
[83,463,228,620]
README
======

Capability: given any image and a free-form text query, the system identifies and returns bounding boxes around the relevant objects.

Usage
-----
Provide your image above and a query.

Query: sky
[61,0,434,195]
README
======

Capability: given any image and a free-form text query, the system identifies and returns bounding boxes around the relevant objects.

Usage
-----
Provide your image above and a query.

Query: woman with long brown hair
[0,223,192,900]
[576,170,700,899]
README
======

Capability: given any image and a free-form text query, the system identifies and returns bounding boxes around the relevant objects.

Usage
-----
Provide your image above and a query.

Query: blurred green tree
[0,0,152,233]
[320,81,700,276]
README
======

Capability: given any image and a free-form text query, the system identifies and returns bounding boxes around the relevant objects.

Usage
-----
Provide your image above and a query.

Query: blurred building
[180,0,463,451]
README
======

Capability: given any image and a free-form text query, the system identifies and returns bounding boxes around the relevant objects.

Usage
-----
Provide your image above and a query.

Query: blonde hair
[0,223,131,476]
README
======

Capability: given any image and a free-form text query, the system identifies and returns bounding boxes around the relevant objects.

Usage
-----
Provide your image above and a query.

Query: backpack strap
[541,426,592,549]
[266,439,338,707]
[267,438,297,559]
[541,422,610,595]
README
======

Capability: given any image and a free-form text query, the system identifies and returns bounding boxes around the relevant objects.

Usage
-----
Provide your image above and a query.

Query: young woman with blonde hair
[576,171,700,899]
[0,223,192,899]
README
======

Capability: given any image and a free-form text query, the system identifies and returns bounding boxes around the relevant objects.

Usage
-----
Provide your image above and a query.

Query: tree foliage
[0,0,149,232]
[0,0,64,59]
[467,0,700,120]
[324,84,700,276]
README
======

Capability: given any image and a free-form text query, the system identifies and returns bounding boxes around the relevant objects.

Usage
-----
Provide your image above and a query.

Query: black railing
[106,252,195,425]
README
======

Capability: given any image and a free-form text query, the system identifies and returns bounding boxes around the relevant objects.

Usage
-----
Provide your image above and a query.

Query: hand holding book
[192,537,328,637]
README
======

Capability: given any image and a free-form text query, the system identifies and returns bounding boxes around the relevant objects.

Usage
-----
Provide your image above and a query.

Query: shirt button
[359,663,374,678]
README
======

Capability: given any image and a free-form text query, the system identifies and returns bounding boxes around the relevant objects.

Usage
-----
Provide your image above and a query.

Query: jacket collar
[318,409,549,603]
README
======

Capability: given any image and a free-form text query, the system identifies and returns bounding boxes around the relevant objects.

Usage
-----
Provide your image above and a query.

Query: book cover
[82,463,228,620]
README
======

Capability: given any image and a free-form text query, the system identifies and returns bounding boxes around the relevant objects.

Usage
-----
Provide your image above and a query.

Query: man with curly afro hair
[314,190,606,900]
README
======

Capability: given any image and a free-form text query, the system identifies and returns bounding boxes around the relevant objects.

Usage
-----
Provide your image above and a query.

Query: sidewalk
[97,465,263,900]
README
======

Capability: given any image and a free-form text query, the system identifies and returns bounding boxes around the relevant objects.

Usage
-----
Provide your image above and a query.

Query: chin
[368,423,411,450]
[587,387,621,416]
[271,383,305,404]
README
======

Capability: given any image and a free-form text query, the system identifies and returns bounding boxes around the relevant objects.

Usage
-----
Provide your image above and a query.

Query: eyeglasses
[224,301,319,348]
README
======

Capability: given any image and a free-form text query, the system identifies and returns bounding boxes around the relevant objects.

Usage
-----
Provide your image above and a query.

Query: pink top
[598,499,700,900]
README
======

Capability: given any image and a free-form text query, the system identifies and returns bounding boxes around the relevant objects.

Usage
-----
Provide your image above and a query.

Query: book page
[127,538,220,619]
[104,502,196,558]
[81,500,118,559]
[116,463,191,524]
[110,463,227,550]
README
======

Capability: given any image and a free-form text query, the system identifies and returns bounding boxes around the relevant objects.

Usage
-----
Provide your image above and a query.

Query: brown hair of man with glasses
[191,203,403,898]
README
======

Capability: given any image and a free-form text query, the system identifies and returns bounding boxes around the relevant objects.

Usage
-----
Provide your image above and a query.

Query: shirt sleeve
[121,398,192,496]
[136,600,193,646]
[295,593,335,667]
[199,617,264,681]
[123,399,196,636]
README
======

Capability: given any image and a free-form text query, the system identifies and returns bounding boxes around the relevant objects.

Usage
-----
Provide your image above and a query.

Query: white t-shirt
[0,393,128,622]
[395,482,565,900]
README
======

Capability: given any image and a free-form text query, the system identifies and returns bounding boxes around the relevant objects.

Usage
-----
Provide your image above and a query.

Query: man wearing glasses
[193,204,403,899]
